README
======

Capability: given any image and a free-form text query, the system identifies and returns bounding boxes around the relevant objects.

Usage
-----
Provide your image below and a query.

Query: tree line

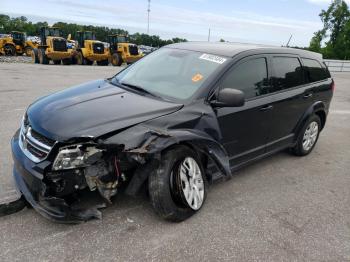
[309,0,350,59]
[0,14,187,47]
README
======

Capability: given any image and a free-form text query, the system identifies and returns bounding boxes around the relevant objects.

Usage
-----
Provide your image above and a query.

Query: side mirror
[211,88,245,107]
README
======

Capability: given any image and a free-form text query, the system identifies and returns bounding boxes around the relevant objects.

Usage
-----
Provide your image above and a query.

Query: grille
[19,122,55,163]
[129,45,139,56]
[31,129,56,147]
[93,43,104,54]
[53,39,67,52]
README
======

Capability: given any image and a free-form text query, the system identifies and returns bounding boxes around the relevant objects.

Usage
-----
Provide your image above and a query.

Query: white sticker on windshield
[199,53,227,64]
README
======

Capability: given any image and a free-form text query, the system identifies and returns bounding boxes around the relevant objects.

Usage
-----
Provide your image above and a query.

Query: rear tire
[24,46,33,56]
[53,60,61,65]
[38,48,49,64]
[97,59,109,66]
[4,44,16,56]
[291,115,321,156]
[76,52,92,65]
[148,145,207,222]
[31,48,39,64]
[111,53,123,66]
[62,58,72,65]
[85,59,93,65]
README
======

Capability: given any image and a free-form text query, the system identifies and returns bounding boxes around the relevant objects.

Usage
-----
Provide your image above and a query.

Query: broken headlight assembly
[52,145,103,171]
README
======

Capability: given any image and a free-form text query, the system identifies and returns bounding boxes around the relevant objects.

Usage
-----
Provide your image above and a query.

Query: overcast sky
[1,0,338,46]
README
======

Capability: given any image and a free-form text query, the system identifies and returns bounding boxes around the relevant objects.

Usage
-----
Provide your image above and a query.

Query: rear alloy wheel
[148,145,207,222]
[291,115,321,156]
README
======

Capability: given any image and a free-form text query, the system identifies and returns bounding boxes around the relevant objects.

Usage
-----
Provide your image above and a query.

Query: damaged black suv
[11,42,333,223]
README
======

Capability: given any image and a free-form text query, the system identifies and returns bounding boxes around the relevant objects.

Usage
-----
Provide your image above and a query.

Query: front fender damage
[5,101,230,223]
[100,101,232,195]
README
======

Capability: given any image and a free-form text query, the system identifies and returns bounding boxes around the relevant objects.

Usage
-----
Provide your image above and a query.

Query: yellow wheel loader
[32,27,74,65]
[108,35,143,66]
[0,31,38,56]
[74,31,109,66]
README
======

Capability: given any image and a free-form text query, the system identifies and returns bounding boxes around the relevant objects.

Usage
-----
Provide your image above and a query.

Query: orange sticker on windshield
[192,73,203,82]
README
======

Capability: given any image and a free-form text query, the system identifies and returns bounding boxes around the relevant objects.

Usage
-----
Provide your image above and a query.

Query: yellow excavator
[0,31,38,56]
[108,35,143,66]
[32,26,74,65]
[74,31,109,65]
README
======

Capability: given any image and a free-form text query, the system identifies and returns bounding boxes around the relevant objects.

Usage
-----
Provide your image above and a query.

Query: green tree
[310,0,350,59]
[0,14,187,47]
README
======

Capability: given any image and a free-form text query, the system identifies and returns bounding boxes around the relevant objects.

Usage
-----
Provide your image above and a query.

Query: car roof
[166,42,322,60]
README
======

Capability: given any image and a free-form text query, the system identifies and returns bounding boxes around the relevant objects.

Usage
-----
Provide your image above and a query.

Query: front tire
[76,52,92,65]
[291,115,321,156]
[62,58,72,65]
[38,48,49,64]
[31,48,39,64]
[4,44,16,56]
[24,46,33,56]
[111,53,123,66]
[148,145,207,222]
[97,59,109,66]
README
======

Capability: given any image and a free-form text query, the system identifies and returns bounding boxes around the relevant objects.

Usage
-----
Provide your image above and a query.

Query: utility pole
[208,28,211,42]
[147,0,151,35]
[286,34,293,47]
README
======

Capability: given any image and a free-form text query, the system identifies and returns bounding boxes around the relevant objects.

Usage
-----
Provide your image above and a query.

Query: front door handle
[303,93,313,99]
[260,105,273,112]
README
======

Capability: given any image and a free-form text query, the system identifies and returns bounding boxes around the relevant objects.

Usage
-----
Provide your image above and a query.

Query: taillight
[331,80,335,92]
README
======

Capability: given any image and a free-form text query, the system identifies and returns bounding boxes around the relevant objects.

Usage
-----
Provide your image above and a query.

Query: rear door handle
[260,105,273,112]
[303,93,313,99]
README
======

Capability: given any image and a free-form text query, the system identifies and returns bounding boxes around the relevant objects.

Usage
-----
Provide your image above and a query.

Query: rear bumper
[11,131,100,223]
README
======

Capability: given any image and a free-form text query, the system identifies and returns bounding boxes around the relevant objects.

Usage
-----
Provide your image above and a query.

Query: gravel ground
[0,63,349,261]
[0,56,32,64]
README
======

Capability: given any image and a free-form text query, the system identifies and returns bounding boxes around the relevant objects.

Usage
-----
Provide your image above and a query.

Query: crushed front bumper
[11,131,101,223]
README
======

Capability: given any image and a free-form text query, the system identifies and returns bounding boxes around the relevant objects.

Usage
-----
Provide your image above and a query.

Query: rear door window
[302,58,329,82]
[271,57,303,92]
[220,57,269,99]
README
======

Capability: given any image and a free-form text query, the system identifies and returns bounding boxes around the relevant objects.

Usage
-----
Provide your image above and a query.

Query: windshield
[113,48,227,101]
[117,36,128,43]
[45,28,60,37]
[84,32,95,40]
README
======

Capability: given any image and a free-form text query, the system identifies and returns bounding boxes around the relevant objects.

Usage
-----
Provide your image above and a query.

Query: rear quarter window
[271,57,304,92]
[302,58,330,83]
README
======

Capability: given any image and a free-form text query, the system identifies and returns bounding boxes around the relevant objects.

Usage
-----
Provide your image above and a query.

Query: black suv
[11,42,333,223]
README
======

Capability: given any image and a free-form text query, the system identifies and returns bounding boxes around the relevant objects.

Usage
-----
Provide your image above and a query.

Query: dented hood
[27,79,183,141]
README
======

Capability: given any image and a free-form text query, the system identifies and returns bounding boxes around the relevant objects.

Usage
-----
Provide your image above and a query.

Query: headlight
[52,145,102,171]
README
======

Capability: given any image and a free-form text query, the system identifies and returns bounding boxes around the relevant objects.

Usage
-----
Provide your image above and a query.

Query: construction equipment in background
[74,31,109,66]
[108,35,143,66]
[0,31,38,56]
[32,27,74,65]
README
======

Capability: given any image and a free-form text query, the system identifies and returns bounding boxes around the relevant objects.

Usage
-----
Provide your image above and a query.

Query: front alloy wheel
[178,157,204,210]
[149,145,207,222]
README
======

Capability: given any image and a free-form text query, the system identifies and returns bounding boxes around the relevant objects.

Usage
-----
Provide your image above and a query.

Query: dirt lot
[0,63,349,261]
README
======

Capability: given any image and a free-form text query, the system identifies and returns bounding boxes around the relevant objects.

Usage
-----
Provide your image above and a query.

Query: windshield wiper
[120,82,161,99]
